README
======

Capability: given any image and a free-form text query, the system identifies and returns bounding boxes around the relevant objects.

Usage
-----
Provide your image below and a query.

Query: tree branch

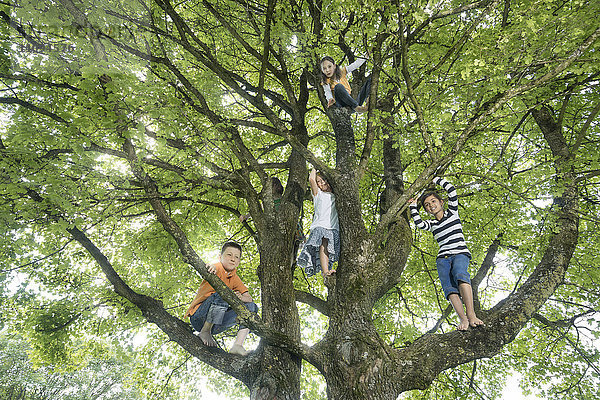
[0,97,68,124]
[375,25,600,241]
[121,135,316,362]
[294,290,329,316]
[572,101,600,155]
[399,15,437,162]
[408,0,494,42]
[257,0,277,100]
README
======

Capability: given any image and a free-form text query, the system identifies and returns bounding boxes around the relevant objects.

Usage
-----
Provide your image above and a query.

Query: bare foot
[354,105,368,113]
[468,315,484,328]
[199,331,217,347]
[229,344,249,356]
[457,316,470,331]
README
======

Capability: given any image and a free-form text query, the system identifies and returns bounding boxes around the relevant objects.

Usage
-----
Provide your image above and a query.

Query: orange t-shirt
[184,262,249,318]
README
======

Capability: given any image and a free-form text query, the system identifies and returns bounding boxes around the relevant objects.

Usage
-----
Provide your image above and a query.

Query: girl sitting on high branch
[320,55,371,113]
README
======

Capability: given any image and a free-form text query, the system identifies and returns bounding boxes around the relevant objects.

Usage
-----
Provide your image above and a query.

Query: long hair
[320,56,342,85]
[316,171,333,193]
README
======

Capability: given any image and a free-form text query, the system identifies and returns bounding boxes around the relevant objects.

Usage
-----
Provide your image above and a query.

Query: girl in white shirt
[297,169,340,277]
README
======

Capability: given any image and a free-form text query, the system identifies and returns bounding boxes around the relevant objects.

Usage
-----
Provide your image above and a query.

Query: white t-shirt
[311,190,339,230]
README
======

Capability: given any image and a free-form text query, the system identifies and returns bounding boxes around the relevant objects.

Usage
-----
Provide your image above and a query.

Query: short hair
[221,241,242,255]
[419,191,443,208]
[271,177,284,196]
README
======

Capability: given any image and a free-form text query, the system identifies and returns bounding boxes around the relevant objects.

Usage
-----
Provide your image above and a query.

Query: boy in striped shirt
[410,177,484,331]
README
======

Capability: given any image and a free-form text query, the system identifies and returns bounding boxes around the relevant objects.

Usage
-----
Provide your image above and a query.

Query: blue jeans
[333,76,371,109]
[435,254,471,299]
[190,292,258,335]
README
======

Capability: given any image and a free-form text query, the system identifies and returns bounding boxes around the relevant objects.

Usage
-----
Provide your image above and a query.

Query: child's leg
[229,301,258,355]
[356,76,372,106]
[333,84,359,110]
[448,293,470,331]
[230,328,250,356]
[448,254,484,328]
[437,256,468,330]
[319,237,334,276]
[458,282,484,327]
[199,321,217,346]
[234,328,250,346]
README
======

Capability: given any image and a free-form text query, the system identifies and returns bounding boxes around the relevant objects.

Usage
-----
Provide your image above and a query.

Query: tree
[0,335,144,400]
[1,0,599,399]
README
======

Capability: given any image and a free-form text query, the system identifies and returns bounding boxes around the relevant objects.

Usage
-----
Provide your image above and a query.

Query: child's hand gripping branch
[409,177,484,331]
[296,169,340,278]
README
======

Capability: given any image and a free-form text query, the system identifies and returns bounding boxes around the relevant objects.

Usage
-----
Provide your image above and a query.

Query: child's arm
[434,177,458,211]
[236,290,253,303]
[323,85,335,107]
[408,198,432,231]
[309,169,320,197]
[345,57,368,75]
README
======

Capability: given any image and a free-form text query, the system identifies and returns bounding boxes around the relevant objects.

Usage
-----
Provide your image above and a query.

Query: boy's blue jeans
[190,292,258,335]
[435,254,472,299]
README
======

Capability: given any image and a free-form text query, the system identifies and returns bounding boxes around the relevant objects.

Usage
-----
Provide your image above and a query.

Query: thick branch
[357,31,387,180]
[294,290,329,316]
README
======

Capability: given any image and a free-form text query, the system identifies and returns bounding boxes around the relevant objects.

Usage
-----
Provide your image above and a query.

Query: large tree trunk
[303,104,580,399]
[315,109,413,399]
[252,227,302,399]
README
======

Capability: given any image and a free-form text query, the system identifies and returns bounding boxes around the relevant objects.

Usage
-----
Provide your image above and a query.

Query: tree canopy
[1,0,599,399]
[0,335,145,400]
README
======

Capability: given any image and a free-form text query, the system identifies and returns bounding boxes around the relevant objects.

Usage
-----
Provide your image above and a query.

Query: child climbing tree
[1,0,599,399]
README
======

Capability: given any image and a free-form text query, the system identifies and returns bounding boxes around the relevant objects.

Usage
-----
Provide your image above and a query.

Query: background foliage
[1,0,599,398]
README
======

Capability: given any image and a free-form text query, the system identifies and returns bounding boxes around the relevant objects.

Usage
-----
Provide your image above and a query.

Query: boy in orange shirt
[184,242,258,355]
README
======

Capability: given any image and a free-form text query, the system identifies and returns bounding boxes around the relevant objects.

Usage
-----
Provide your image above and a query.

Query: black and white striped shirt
[410,177,471,258]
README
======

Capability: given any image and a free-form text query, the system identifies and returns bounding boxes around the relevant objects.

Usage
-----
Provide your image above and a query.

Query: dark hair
[271,177,284,196]
[419,191,443,208]
[221,241,242,255]
[320,56,342,85]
